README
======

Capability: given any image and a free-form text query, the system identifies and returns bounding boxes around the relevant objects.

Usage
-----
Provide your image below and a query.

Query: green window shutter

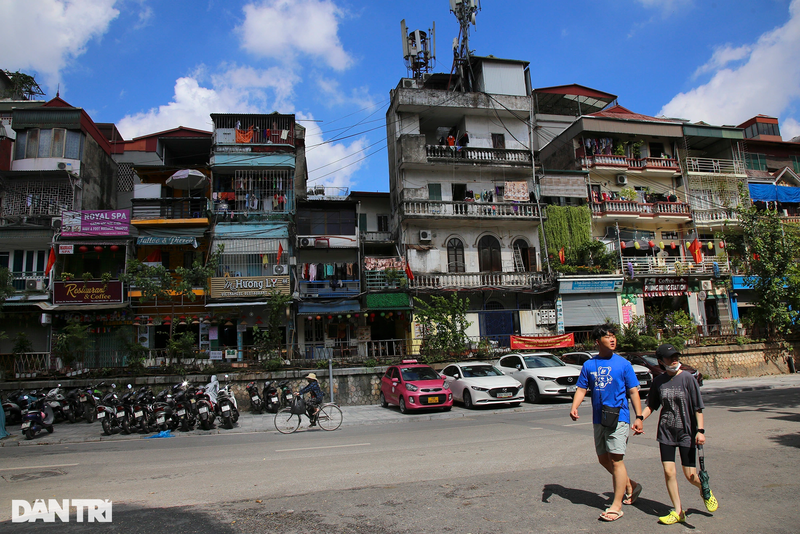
[359,213,367,233]
[428,183,442,200]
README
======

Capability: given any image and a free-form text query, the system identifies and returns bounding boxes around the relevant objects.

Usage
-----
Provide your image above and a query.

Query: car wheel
[399,397,407,414]
[525,380,540,404]
[379,392,388,408]
[463,391,473,409]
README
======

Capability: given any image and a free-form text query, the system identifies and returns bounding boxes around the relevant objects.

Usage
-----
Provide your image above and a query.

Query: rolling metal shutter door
[561,294,618,327]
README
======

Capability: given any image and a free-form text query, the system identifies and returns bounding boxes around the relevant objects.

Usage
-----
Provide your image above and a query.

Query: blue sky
[2,0,799,192]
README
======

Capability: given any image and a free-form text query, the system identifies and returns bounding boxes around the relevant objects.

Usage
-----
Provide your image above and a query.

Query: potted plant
[82,272,93,285]
[60,272,74,282]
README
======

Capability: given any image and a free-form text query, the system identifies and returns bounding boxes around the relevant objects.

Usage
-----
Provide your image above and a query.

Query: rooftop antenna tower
[400,19,436,79]
[449,0,480,92]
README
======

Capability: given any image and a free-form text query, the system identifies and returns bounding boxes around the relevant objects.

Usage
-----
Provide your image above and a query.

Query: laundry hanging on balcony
[504,181,529,202]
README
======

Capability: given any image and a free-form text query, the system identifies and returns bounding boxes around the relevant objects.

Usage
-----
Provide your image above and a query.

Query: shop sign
[209,275,290,298]
[58,244,74,255]
[558,278,623,293]
[209,351,223,360]
[510,333,575,350]
[643,277,688,297]
[53,281,124,304]
[62,210,130,237]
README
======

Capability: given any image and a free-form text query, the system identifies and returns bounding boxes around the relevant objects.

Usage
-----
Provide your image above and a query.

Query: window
[745,153,767,171]
[492,133,506,149]
[25,129,39,159]
[14,128,83,160]
[297,208,356,235]
[428,183,442,201]
[451,183,466,201]
[792,156,800,174]
[377,215,389,232]
[478,235,502,272]
[358,213,367,233]
[51,128,66,157]
[512,239,531,271]
[758,122,779,137]
[447,238,465,273]
[649,142,664,158]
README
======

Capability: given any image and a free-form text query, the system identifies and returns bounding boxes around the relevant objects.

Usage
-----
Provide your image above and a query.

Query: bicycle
[274,400,343,434]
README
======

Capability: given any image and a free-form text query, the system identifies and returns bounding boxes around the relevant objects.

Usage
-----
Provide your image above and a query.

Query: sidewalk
[3,373,799,447]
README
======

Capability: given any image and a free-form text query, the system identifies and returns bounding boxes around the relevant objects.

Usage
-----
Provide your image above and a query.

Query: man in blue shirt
[569,323,644,522]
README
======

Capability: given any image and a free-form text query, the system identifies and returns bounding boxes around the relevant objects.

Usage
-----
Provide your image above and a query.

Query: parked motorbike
[263,381,281,413]
[152,387,178,431]
[78,383,104,423]
[2,390,24,425]
[216,376,239,429]
[20,397,55,440]
[45,385,75,424]
[97,383,126,435]
[64,387,85,422]
[278,380,295,408]
[245,381,263,414]
[194,385,216,430]
[173,381,197,432]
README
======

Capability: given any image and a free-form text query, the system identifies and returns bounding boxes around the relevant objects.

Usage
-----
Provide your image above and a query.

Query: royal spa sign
[209,276,290,298]
[62,210,130,237]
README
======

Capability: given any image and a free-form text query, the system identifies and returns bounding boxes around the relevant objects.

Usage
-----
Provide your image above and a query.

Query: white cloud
[782,118,800,142]
[635,0,692,13]
[692,44,751,79]
[0,0,119,89]
[302,115,369,189]
[237,0,352,71]
[660,0,800,126]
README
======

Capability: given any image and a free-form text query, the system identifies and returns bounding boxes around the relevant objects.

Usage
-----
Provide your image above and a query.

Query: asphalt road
[1,386,799,533]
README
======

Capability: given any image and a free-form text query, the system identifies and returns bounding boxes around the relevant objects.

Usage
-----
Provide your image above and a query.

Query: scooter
[20,397,55,440]
[245,381,263,414]
[194,385,216,430]
[45,385,75,424]
[2,390,24,425]
[278,380,294,409]
[216,375,239,429]
[263,381,281,413]
[96,383,125,435]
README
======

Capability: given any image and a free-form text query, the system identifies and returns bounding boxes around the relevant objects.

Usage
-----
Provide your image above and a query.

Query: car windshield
[400,367,440,381]
[460,365,503,378]
[523,355,564,368]
[641,355,659,367]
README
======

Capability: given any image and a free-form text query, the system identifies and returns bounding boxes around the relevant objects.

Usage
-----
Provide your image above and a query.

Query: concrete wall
[680,343,792,379]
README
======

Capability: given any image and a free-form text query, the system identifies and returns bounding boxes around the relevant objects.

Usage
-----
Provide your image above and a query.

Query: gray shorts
[594,422,630,456]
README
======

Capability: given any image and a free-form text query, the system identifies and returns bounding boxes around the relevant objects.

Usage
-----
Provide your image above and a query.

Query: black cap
[655,344,681,360]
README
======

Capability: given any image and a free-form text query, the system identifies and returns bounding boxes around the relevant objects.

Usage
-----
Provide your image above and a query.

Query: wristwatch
[697,429,705,434]
[635,415,644,420]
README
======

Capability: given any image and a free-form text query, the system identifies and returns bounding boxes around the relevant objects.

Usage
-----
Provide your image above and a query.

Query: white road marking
[276,443,370,453]
[0,463,79,471]
[529,427,543,430]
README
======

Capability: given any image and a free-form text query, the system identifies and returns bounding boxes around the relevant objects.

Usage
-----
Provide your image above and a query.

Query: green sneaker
[658,510,686,525]
[703,489,718,512]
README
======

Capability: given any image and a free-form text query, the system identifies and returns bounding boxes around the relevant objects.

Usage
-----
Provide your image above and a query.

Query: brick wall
[680,343,791,379]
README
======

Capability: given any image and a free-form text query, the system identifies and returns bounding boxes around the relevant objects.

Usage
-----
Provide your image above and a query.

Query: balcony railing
[401,200,541,219]
[426,145,532,165]
[684,157,745,175]
[692,209,739,224]
[365,270,408,290]
[622,256,730,277]
[409,271,545,290]
[581,155,680,171]
[131,198,209,221]
[11,271,47,291]
[361,231,393,242]
[301,339,406,361]
[591,200,691,217]
[299,280,360,298]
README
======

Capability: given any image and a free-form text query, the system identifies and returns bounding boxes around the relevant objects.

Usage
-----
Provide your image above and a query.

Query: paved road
[1,374,799,533]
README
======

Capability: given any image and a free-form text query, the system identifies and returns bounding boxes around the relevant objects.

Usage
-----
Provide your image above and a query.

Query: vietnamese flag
[277,243,284,264]
[405,262,414,281]
[687,238,704,263]
[45,247,56,275]
[558,247,566,264]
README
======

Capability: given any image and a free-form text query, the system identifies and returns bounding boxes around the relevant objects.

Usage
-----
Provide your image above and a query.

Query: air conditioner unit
[616,174,628,186]
[51,217,62,229]
[419,229,432,241]
[57,162,67,170]
[272,265,288,275]
[299,237,314,247]
[26,279,44,291]
[701,280,713,291]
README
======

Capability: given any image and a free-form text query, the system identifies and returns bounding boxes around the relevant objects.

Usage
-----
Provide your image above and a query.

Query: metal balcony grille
[213,169,294,215]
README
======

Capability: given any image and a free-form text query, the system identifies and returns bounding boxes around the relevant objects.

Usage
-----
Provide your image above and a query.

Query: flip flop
[623,483,642,505]
[600,509,624,522]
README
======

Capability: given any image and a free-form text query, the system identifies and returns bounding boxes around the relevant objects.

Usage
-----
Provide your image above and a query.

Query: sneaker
[309,421,316,427]
[658,510,686,525]
[703,489,718,512]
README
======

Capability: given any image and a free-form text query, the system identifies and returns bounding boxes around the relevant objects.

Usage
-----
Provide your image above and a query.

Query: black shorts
[659,442,697,467]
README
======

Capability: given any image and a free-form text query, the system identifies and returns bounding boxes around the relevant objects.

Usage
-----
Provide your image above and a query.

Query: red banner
[510,333,575,350]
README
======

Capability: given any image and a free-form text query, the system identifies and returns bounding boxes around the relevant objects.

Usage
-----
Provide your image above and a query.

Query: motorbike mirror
[224,374,229,380]
[128,384,132,389]
[111,383,116,389]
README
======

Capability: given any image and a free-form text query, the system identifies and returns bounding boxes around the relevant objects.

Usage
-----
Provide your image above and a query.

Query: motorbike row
[3,378,300,440]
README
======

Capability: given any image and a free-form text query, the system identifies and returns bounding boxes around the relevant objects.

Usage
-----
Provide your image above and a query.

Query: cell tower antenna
[400,19,436,79]
[449,0,480,92]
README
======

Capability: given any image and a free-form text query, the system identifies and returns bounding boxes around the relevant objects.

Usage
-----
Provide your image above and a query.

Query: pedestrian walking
[636,343,718,525]
[569,323,644,522]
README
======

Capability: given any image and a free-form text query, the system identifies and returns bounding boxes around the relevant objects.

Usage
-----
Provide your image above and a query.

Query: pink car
[380,360,453,414]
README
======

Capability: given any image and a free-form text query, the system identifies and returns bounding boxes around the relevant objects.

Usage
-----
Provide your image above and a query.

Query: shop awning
[212,238,287,253]
[206,301,269,307]
[297,300,360,314]
[212,224,289,239]
[137,227,206,248]
[749,183,800,203]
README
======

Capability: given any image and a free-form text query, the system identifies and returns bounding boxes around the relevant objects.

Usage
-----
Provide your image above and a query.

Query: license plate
[199,407,208,414]
[639,380,648,386]
[63,405,70,411]
[191,399,196,404]
[21,422,30,429]
[271,397,278,403]
[497,392,512,398]
[252,395,259,401]
[80,397,87,402]
[177,409,186,416]
[222,405,230,412]
[426,396,440,404]
[50,401,60,407]
[97,411,105,418]
[157,416,165,424]
[134,411,143,418]
[566,386,577,393]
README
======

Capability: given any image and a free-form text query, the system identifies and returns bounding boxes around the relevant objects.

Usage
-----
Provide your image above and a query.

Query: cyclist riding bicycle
[298,373,325,426]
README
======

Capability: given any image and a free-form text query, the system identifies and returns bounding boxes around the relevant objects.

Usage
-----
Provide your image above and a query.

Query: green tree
[413,294,472,363]
[167,331,197,365]
[727,197,800,339]
[252,291,291,360]
[53,322,91,367]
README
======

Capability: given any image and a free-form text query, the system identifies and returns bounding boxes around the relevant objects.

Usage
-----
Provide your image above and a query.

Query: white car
[558,351,653,393]
[441,362,524,408]
[495,352,581,403]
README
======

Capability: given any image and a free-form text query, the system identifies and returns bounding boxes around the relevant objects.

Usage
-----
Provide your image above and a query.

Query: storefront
[558,277,623,331]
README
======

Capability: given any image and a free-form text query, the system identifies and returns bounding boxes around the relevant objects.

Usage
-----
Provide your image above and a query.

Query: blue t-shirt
[576,353,639,425]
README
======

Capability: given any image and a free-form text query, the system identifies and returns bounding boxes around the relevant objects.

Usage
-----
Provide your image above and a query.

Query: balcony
[692,209,739,225]
[131,198,209,225]
[591,200,691,219]
[361,231,393,242]
[581,155,680,172]
[623,256,730,277]
[684,157,745,175]
[11,272,47,292]
[400,200,542,220]
[409,271,545,290]
[365,270,408,290]
[425,145,533,166]
[299,280,360,298]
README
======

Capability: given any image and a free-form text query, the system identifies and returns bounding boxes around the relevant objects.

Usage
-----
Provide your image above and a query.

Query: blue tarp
[213,223,289,239]
[297,300,360,314]
[748,184,800,203]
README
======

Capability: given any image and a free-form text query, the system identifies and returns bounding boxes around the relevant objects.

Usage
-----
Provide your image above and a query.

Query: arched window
[513,239,531,272]
[478,235,502,272]
[447,238,465,273]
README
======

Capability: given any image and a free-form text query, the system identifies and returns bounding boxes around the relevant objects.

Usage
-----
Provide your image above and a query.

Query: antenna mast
[400,19,436,79]
[449,0,480,92]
